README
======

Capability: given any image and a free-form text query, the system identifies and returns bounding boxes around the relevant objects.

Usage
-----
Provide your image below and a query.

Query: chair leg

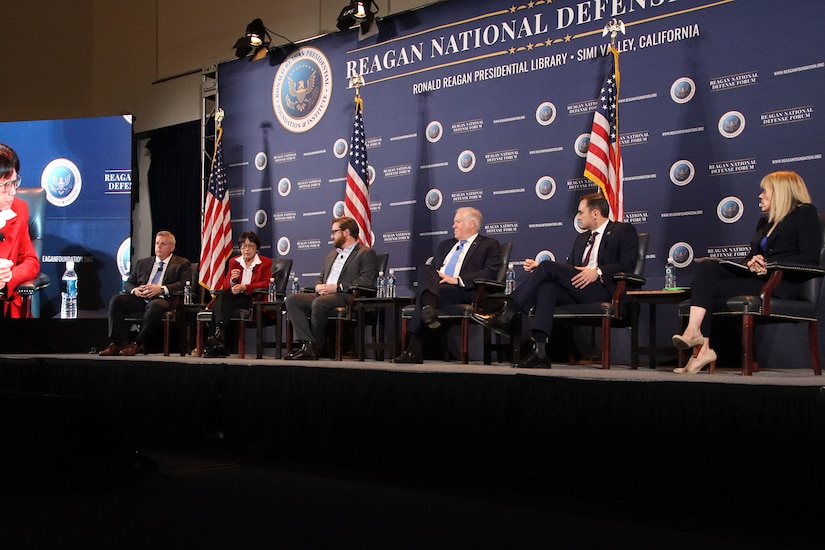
[601,318,610,370]
[335,319,343,361]
[460,317,469,364]
[238,320,246,358]
[195,320,204,357]
[809,321,821,375]
[742,315,754,376]
[163,314,171,357]
[483,326,492,365]
[401,318,408,350]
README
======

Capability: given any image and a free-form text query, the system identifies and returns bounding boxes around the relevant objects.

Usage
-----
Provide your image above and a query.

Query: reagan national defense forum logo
[273,47,332,133]
[41,158,82,207]
[717,196,744,224]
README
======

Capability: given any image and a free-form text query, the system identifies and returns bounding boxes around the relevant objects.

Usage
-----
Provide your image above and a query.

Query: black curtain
[144,121,201,263]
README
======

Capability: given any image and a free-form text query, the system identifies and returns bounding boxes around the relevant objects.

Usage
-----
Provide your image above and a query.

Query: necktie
[150,261,165,285]
[582,232,597,267]
[443,240,467,277]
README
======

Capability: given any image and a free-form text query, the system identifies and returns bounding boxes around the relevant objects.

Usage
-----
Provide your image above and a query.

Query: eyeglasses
[330,228,343,235]
[239,242,256,249]
[0,175,21,193]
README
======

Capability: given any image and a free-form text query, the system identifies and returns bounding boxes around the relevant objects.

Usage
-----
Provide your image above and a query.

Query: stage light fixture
[233,18,271,59]
[336,1,379,40]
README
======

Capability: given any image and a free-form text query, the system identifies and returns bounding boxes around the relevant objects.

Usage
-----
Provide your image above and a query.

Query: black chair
[678,214,825,376]
[251,258,294,358]
[197,258,293,359]
[15,188,51,318]
[162,262,200,356]
[550,232,649,370]
[401,242,513,364]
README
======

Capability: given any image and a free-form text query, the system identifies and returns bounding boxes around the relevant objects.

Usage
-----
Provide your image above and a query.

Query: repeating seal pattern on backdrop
[273,47,333,133]
[41,158,82,207]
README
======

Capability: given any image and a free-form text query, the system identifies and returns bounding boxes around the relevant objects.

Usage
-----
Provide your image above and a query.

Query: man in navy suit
[99,231,192,356]
[473,193,638,368]
[394,207,502,364]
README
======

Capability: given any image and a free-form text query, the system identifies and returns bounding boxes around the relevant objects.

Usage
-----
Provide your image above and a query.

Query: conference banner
[217,0,825,296]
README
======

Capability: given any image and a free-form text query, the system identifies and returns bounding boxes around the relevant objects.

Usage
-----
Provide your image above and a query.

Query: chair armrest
[15,273,51,296]
[614,272,646,288]
[472,278,505,293]
[767,263,825,276]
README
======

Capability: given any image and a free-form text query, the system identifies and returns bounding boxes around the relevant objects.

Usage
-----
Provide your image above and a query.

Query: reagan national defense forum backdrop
[216,0,825,297]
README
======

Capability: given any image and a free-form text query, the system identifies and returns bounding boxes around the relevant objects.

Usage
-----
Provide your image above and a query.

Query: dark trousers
[407,264,475,334]
[509,260,611,339]
[107,293,172,345]
[284,291,350,344]
[211,291,253,335]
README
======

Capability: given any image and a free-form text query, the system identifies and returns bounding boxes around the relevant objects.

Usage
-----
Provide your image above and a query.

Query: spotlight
[233,18,271,59]
[337,1,379,40]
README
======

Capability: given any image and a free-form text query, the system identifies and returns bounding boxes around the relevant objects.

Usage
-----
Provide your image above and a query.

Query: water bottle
[665,260,677,289]
[60,260,78,319]
[292,274,301,294]
[386,269,396,298]
[505,262,516,295]
[268,277,277,302]
[376,270,385,298]
[183,280,194,305]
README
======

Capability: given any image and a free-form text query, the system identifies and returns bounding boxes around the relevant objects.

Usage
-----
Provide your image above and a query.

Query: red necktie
[582,232,597,266]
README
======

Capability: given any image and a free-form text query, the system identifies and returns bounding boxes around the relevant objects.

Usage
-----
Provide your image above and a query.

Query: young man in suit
[283,216,378,360]
[393,206,502,364]
[473,193,638,369]
[99,231,193,356]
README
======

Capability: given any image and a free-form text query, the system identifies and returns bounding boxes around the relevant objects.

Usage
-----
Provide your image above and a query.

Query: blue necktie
[150,261,164,285]
[443,240,467,277]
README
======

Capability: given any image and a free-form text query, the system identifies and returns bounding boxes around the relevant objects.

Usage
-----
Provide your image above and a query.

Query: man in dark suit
[284,216,378,360]
[473,193,638,368]
[99,231,192,356]
[393,206,502,364]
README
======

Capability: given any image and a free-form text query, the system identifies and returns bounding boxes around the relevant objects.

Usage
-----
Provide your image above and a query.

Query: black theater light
[337,1,379,40]
[233,18,271,59]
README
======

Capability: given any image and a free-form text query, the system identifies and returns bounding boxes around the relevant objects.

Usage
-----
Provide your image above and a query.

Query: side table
[355,296,413,361]
[255,300,287,359]
[627,289,690,369]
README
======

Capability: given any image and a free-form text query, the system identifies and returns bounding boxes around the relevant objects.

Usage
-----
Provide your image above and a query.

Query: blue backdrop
[217,0,825,297]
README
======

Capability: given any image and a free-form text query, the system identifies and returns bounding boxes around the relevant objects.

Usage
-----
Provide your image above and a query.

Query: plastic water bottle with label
[61,260,78,319]
[292,274,301,294]
[386,269,396,298]
[375,271,385,298]
[504,262,516,295]
[665,260,677,289]
[183,280,194,305]
[268,277,277,302]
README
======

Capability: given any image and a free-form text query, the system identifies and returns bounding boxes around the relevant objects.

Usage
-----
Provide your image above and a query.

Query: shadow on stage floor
[0,353,823,547]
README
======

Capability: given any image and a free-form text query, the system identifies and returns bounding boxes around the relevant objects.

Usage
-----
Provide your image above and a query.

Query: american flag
[344,96,372,247]
[584,45,624,221]
[199,132,232,290]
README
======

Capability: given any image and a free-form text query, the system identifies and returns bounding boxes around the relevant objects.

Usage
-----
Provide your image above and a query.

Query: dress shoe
[98,343,122,356]
[203,338,229,358]
[671,334,705,350]
[421,305,441,329]
[392,350,423,364]
[673,349,717,374]
[284,342,318,361]
[513,338,551,369]
[472,302,517,336]
[119,342,142,356]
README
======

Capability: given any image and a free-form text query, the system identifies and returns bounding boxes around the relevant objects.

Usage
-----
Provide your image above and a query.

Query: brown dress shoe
[98,343,122,356]
[119,342,141,356]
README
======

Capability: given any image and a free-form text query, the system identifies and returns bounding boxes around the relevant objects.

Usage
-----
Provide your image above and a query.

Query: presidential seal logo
[273,47,333,133]
[367,165,376,185]
[254,152,267,171]
[718,111,745,138]
[535,250,555,264]
[669,242,695,268]
[277,237,291,256]
[278,177,292,197]
[333,138,348,159]
[254,209,268,229]
[426,121,443,143]
[41,158,82,207]
[574,134,590,158]
[535,176,556,201]
[457,150,476,173]
[333,200,346,218]
[116,238,131,279]
[425,189,443,211]
[717,196,744,224]
[670,160,695,186]
[536,102,557,126]
[670,77,696,104]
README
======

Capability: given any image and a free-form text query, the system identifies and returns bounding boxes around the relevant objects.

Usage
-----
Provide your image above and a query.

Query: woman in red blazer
[0,143,40,318]
[205,230,272,357]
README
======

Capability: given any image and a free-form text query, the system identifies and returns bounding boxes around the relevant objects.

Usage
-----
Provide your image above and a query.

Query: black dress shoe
[513,339,551,369]
[421,305,441,329]
[392,350,423,364]
[203,339,229,358]
[472,302,517,336]
[284,342,318,361]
